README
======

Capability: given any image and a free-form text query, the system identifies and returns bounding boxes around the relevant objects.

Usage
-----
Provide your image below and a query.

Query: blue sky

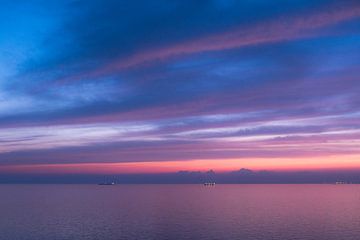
[0,0,360,179]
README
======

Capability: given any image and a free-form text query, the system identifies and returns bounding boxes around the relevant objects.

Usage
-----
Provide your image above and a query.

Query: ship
[204,182,216,186]
[98,182,116,185]
[335,181,347,185]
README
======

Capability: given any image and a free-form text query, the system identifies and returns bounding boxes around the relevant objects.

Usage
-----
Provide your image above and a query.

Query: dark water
[1,184,360,240]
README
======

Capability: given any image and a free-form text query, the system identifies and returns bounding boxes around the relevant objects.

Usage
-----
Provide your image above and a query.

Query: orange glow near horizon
[1,154,360,174]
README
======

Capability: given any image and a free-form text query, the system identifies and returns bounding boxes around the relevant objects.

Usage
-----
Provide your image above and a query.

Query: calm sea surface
[0,184,360,240]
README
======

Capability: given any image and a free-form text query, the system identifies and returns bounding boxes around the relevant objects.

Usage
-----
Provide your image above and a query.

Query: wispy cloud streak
[58,4,360,83]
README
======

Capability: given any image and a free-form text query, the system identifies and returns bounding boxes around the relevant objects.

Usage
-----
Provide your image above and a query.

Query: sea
[0,184,359,240]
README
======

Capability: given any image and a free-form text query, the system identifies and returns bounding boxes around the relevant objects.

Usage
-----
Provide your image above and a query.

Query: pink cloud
[55,4,360,85]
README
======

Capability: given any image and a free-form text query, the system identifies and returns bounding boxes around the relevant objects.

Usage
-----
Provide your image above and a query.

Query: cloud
[51,2,360,83]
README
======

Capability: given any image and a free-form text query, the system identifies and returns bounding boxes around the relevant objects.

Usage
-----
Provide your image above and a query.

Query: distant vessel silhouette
[204,182,216,186]
[98,182,116,185]
[335,181,347,185]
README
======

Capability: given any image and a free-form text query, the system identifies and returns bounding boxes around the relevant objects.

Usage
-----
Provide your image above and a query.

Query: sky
[0,0,360,182]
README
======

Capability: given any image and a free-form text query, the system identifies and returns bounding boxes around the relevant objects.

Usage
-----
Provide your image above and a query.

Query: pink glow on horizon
[1,154,360,174]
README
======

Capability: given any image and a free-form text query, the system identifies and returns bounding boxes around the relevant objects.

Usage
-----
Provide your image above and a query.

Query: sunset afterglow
[1,1,360,180]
